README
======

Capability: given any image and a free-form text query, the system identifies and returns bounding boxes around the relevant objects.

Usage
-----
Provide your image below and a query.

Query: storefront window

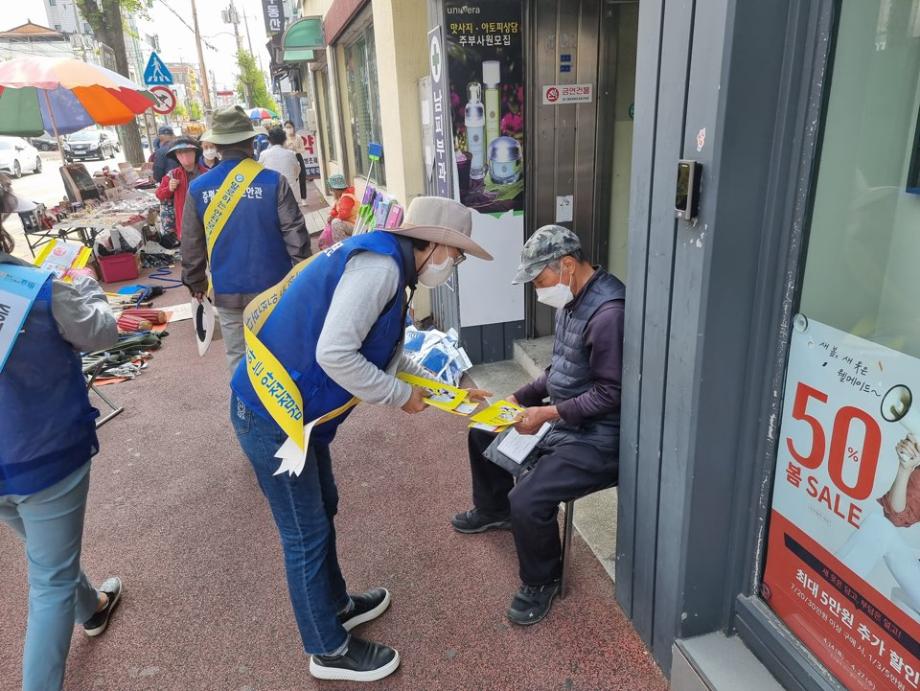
[316,67,338,163]
[762,2,920,689]
[343,23,386,186]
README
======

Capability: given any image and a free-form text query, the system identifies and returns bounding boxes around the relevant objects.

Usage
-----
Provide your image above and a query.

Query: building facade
[0,21,115,69]
[289,2,920,687]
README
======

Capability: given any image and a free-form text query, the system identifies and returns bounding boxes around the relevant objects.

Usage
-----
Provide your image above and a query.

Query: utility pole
[243,10,254,56]
[190,0,213,118]
[226,1,252,106]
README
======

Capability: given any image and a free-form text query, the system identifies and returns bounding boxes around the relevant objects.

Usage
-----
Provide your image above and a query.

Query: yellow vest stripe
[204,158,263,259]
[242,252,358,452]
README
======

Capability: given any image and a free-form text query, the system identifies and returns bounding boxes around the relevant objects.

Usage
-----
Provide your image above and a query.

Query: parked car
[103,128,121,153]
[64,129,117,162]
[0,137,41,178]
[29,132,58,151]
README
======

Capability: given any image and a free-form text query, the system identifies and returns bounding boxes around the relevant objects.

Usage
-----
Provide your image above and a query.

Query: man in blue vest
[452,225,625,626]
[0,184,123,691]
[229,196,492,682]
[181,106,310,371]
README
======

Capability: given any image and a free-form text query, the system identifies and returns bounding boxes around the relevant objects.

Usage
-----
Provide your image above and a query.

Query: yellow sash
[203,158,263,259]
[243,250,359,452]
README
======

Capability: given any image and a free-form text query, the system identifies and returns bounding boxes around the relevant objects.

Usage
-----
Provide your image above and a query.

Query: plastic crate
[96,252,139,283]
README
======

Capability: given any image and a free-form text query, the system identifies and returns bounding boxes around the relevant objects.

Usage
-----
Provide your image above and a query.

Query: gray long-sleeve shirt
[1,253,117,353]
[315,251,427,407]
[180,155,310,310]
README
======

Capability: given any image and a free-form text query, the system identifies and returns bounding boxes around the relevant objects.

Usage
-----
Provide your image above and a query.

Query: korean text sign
[764,315,920,691]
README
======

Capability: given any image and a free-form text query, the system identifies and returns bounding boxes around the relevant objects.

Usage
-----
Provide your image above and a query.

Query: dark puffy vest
[0,273,99,495]
[544,270,626,452]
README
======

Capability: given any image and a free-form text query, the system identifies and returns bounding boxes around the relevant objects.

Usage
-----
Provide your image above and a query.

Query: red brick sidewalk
[0,283,665,691]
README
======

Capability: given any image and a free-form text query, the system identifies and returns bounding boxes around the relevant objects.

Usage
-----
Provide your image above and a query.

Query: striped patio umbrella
[0,57,155,147]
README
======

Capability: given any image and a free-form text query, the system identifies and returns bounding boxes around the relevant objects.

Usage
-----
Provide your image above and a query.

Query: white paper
[273,418,319,477]
[162,302,193,322]
[555,195,573,223]
[497,423,551,464]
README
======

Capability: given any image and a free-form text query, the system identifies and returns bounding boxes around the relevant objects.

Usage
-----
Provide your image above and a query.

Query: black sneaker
[506,581,560,626]
[339,588,391,632]
[83,576,123,637]
[451,508,512,534]
[309,636,400,682]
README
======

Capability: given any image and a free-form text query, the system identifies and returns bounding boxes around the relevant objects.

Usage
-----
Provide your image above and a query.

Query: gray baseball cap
[512,225,582,284]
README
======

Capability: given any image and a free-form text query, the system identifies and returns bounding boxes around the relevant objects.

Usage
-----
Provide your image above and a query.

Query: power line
[152,0,218,51]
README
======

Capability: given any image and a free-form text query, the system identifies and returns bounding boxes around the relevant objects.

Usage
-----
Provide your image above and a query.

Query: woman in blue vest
[228,196,492,683]
[0,185,124,691]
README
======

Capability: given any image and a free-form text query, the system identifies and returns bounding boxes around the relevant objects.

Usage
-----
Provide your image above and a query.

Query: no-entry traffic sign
[149,86,177,115]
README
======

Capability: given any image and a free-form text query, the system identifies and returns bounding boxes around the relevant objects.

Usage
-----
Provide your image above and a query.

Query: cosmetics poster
[444,0,524,213]
[443,0,526,330]
[763,315,920,690]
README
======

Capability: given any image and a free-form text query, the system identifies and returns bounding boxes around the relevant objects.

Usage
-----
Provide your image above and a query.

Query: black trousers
[467,428,618,586]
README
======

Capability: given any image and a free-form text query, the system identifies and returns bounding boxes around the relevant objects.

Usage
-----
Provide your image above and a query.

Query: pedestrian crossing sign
[143,52,173,86]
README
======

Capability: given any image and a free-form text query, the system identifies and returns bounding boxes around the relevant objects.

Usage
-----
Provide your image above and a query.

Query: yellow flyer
[397,373,469,412]
[469,400,525,429]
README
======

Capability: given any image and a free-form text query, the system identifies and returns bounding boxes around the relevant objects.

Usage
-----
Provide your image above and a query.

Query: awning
[281,16,324,63]
[283,48,315,62]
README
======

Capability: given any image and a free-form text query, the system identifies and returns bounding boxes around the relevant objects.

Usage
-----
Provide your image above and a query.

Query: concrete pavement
[0,274,664,690]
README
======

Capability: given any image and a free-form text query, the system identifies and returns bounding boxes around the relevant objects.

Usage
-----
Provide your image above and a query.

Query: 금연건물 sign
[542,84,593,105]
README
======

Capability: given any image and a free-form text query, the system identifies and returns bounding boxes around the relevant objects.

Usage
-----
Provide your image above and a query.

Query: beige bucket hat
[383,196,493,260]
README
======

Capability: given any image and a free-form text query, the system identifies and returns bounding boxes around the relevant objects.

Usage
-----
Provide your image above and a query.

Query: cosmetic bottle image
[465,82,486,180]
[483,60,501,147]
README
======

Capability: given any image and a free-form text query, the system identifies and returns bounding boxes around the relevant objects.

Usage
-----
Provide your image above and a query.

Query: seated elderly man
[452,225,625,625]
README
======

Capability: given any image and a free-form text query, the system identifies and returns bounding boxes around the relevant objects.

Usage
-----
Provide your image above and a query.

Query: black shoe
[83,576,123,637]
[451,508,512,534]
[310,636,400,682]
[506,581,560,626]
[339,588,391,632]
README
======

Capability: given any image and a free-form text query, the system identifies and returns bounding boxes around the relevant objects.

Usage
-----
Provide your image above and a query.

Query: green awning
[282,17,324,62]
[283,48,315,62]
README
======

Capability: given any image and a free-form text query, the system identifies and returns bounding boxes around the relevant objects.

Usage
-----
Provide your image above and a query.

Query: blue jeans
[230,393,349,655]
[0,462,99,691]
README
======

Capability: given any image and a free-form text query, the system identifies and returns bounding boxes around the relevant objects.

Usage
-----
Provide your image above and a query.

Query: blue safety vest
[190,158,292,295]
[230,232,412,444]
[0,275,99,496]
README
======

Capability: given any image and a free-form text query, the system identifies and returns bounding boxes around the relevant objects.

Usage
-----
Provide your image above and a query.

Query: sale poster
[764,314,920,690]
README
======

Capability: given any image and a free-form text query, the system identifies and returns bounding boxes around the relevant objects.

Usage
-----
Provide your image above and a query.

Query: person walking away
[154,137,207,242]
[283,120,309,205]
[0,180,124,691]
[151,126,178,182]
[181,106,310,372]
[452,225,624,626]
[318,174,358,250]
[229,196,493,682]
[259,127,301,202]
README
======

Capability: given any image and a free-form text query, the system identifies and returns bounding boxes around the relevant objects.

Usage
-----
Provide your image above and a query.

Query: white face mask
[535,269,574,309]
[418,247,454,288]
[203,147,218,160]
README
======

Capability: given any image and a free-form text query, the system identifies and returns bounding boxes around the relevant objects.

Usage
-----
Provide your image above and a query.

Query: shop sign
[427,25,450,199]
[303,133,320,179]
[763,315,920,690]
[541,84,592,105]
[262,0,283,36]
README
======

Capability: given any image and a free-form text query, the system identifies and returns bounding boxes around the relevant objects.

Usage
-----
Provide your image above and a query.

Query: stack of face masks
[403,326,473,386]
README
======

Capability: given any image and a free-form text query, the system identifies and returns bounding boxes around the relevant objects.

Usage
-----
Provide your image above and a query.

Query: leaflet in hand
[469,400,525,431]
[397,372,469,412]
[497,423,551,464]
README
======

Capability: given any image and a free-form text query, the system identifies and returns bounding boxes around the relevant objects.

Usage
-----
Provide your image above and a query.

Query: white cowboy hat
[383,196,492,260]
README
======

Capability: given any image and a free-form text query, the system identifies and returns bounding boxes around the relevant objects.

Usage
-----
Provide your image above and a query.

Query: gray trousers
[217,306,245,373]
